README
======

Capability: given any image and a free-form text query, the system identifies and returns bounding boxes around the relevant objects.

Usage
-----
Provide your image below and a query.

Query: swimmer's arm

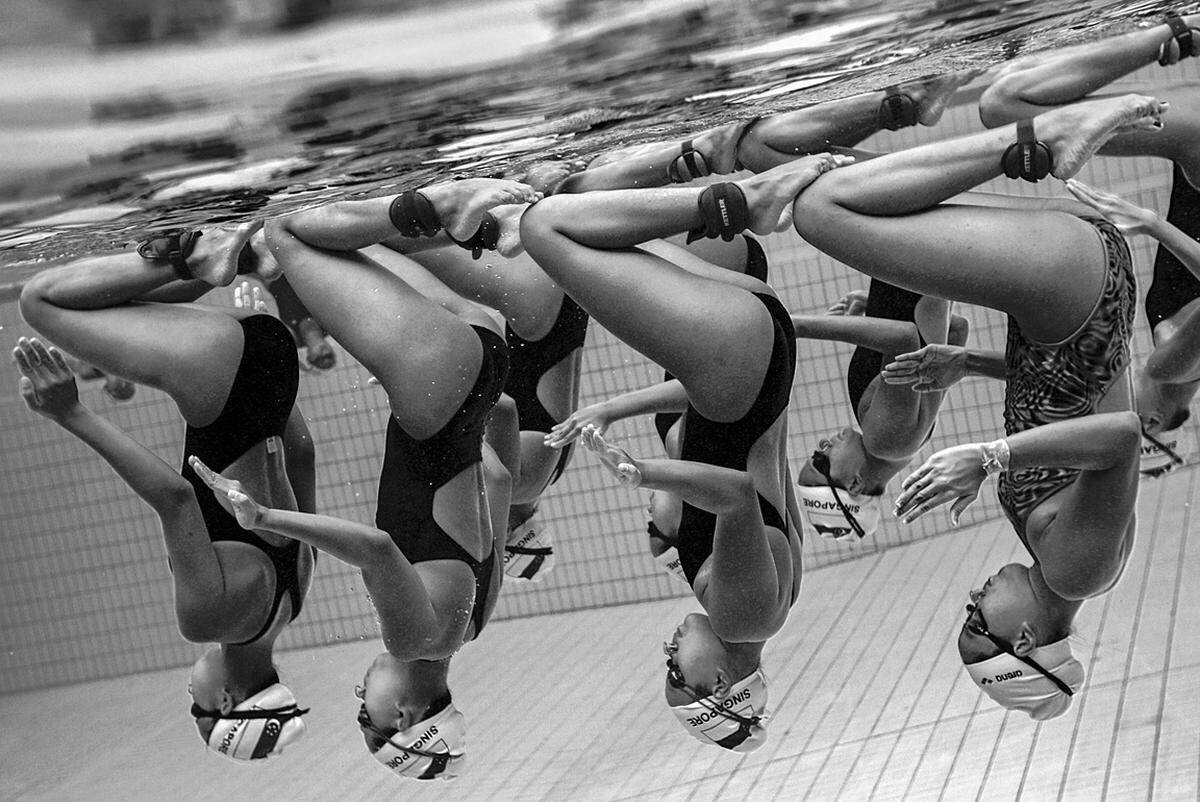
[1146,302,1200,382]
[55,408,226,596]
[603,380,689,418]
[56,405,197,515]
[1003,412,1141,472]
[790,313,918,354]
[965,349,1007,381]
[252,507,442,634]
[636,459,784,638]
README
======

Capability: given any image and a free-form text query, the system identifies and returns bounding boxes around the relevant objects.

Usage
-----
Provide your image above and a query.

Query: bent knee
[263,216,302,257]
[18,271,62,329]
[791,179,843,242]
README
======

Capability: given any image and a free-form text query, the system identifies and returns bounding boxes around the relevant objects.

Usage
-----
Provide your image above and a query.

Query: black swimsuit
[675,292,795,587]
[654,236,769,444]
[845,278,924,421]
[504,294,589,487]
[179,315,309,645]
[998,216,1136,534]
[1145,164,1200,331]
[375,326,508,640]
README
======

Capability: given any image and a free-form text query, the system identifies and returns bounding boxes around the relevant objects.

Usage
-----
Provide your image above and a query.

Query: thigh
[796,201,1107,343]
[27,299,243,426]
[527,227,776,419]
[271,233,483,431]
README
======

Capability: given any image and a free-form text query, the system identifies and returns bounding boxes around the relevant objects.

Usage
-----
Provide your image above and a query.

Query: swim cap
[794,484,881,541]
[504,517,555,582]
[1140,426,1193,476]
[367,702,467,781]
[198,683,308,761]
[963,638,1085,720]
[653,545,690,586]
[668,668,770,752]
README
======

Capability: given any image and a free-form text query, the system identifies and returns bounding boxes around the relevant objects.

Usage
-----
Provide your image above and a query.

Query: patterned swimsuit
[997,216,1136,534]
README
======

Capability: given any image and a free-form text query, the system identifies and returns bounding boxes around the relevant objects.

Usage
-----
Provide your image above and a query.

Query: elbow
[1114,411,1142,453]
[717,472,758,514]
[155,480,197,518]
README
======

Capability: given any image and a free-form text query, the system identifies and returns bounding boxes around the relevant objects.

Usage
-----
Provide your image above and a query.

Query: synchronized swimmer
[13,10,1200,781]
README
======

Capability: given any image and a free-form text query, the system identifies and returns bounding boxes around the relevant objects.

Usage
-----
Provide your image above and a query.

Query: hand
[826,289,869,317]
[1065,179,1159,237]
[894,443,987,525]
[579,424,642,487]
[544,402,613,449]
[882,343,968,392]
[13,338,83,422]
[233,280,268,312]
[188,455,267,530]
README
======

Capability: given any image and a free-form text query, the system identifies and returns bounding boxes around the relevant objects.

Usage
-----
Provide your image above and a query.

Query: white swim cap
[1140,426,1193,476]
[668,668,770,752]
[653,546,691,586]
[364,701,467,781]
[963,638,1085,720]
[794,484,881,541]
[504,517,555,582]
[198,683,308,761]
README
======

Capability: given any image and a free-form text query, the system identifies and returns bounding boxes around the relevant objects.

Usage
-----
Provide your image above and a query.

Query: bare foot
[905,70,981,127]
[522,160,587,195]
[492,203,529,258]
[419,178,541,240]
[826,289,869,316]
[737,153,853,235]
[247,229,283,283]
[1038,94,1168,179]
[188,221,262,287]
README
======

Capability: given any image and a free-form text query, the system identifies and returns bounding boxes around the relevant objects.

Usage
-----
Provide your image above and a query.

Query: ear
[711,668,732,700]
[217,688,235,716]
[1011,623,1038,657]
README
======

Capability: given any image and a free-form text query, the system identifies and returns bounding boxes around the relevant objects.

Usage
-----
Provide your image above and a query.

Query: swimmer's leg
[979,22,1200,180]
[521,157,835,418]
[980,16,1200,126]
[738,74,974,172]
[277,178,538,252]
[793,96,1164,343]
[266,210,484,437]
[18,247,254,426]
